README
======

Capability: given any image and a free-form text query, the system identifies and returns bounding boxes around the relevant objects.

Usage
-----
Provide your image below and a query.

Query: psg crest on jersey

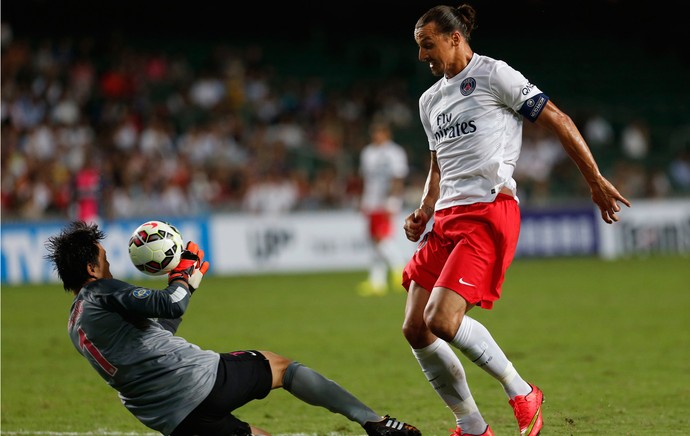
[460,77,476,96]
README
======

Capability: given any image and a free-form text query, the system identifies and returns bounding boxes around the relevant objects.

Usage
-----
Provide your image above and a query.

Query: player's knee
[424,306,460,342]
[402,313,441,349]
[260,350,293,388]
[280,360,305,393]
[402,317,428,348]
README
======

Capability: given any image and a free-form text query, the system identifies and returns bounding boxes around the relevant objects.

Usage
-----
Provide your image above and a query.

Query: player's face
[415,22,457,77]
[92,243,113,280]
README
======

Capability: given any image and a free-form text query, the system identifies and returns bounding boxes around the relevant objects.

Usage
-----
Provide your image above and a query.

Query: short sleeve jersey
[360,140,409,212]
[68,278,219,434]
[418,53,549,210]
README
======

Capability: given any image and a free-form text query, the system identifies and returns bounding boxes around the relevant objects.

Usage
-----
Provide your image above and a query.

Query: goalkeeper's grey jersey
[68,278,219,434]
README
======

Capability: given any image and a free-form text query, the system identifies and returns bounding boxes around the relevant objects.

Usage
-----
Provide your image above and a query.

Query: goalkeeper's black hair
[45,221,105,293]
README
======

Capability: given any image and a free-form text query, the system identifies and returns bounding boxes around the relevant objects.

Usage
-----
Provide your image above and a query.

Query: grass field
[2,255,689,435]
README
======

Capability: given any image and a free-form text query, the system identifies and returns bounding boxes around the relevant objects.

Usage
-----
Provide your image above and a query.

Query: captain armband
[518,93,549,123]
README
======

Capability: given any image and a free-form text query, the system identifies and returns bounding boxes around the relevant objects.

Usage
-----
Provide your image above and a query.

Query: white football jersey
[419,53,549,210]
[360,140,409,211]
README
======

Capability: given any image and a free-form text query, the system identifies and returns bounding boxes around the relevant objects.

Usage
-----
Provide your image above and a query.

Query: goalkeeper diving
[45,220,421,436]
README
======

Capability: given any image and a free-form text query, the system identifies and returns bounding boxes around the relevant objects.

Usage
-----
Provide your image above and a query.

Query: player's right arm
[101,279,191,321]
[404,151,439,242]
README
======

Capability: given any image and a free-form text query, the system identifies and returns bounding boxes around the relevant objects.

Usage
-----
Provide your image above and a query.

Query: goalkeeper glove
[168,241,199,284]
[188,246,209,291]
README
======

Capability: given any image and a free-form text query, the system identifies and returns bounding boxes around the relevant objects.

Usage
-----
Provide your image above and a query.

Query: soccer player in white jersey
[358,121,410,296]
[400,5,630,436]
[46,221,421,436]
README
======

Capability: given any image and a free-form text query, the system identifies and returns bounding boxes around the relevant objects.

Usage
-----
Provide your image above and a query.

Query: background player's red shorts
[367,210,393,241]
[402,194,520,309]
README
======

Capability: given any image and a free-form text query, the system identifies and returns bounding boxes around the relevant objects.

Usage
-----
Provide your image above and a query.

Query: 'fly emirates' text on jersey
[68,279,219,434]
[419,53,549,210]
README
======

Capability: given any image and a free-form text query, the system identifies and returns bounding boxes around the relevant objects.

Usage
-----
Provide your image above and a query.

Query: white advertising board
[210,210,416,274]
[597,198,690,259]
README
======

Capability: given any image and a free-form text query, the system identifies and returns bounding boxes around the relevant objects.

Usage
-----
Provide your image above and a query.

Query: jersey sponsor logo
[433,119,477,143]
[460,77,476,96]
[132,288,152,299]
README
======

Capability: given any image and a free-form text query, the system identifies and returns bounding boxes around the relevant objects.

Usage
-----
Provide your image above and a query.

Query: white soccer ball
[128,220,184,276]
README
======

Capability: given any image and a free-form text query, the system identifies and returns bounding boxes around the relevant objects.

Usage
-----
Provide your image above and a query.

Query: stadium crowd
[2,22,689,222]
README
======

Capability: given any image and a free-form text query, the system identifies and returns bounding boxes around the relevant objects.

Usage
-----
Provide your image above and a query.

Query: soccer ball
[128,220,184,276]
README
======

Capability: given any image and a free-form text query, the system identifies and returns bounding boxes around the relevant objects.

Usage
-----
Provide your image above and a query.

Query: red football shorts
[367,210,394,241]
[402,194,520,309]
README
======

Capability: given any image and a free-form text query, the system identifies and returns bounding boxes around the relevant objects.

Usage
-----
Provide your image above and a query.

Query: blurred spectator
[583,112,615,149]
[73,150,102,224]
[669,149,690,192]
[138,116,174,157]
[242,169,299,215]
[647,167,672,198]
[621,119,650,160]
[514,122,566,205]
[189,71,226,110]
[308,164,345,210]
[611,161,648,199]
[668,125,690,193]
[1,21,13,49]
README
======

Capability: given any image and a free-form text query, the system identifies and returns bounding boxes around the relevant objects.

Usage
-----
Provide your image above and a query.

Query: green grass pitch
[2,255,689,435]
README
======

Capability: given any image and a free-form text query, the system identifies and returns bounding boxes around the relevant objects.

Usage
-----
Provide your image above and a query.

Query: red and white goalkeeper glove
[188,245,209,291]
[168,241,210,292]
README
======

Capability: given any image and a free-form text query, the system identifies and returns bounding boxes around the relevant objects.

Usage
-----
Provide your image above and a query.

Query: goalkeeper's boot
[450,425,494,436]
[509,383,544,436]
[363,415,421,436]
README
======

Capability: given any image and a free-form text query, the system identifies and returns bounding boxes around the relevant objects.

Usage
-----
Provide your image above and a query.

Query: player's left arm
[534,100,631,223]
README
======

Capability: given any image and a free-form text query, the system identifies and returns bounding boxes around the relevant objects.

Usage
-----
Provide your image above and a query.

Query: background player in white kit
[358,121,410,296]
[45,221,421,436]
[401,4,630,436]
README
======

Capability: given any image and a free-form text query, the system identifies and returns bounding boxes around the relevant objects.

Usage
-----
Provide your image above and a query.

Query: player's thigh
[211,351,273,411]
[436,218,496,292]
[171,351,272,435]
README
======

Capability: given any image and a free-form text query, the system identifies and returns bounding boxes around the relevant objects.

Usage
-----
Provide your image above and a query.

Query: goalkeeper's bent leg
[282,361,381,425]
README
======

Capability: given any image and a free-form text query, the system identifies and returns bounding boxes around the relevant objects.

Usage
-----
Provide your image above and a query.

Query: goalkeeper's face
[89,244,113,281]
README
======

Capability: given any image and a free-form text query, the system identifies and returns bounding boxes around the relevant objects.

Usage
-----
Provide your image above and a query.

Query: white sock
[451,316,531,399]
[368,259,387,288]
[412,338,488,433]
[378,238,403,269]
